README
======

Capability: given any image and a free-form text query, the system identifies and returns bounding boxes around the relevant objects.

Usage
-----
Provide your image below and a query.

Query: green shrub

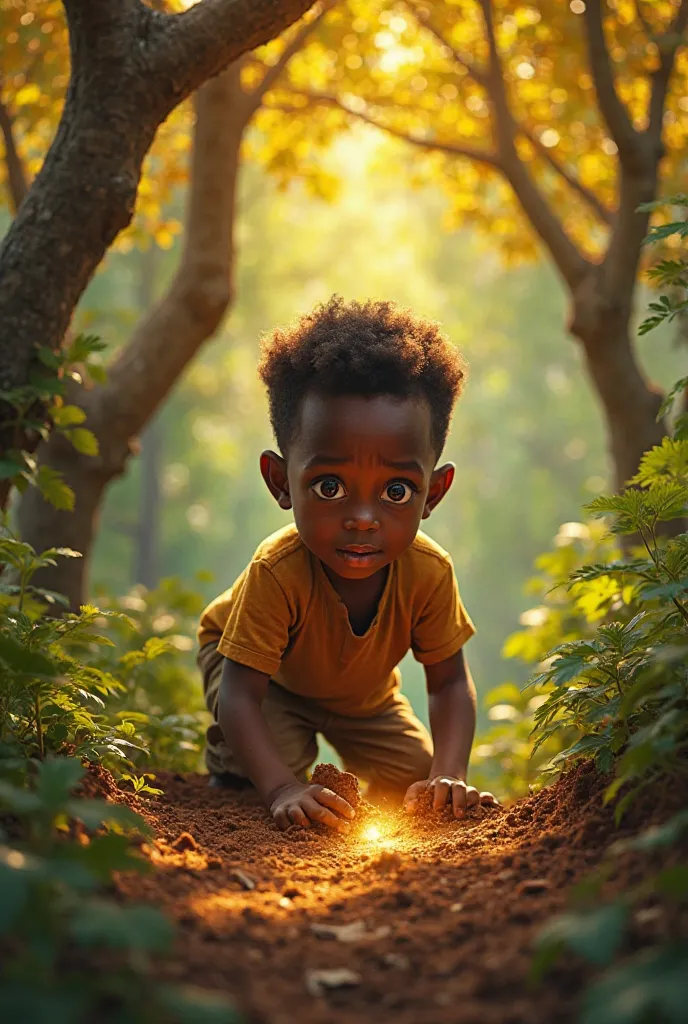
[0,756,236,1023]
[530,195,688,1022]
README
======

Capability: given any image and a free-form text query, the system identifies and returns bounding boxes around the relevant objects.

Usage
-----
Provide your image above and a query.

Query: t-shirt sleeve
[411,557,475,666]
[216,559,293,677]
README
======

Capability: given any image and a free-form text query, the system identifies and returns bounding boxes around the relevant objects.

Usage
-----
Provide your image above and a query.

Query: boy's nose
[343,506,380,531]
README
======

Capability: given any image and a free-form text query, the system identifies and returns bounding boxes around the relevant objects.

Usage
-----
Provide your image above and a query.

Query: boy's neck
[321,561,389,636]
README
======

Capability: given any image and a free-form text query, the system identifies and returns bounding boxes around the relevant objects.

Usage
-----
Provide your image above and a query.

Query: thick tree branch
[477,0,588,289]
[583,0,639,161]
[647,0,688,142]
[245,1,332,114]
[0,0,316,475]
[150,0,316,111]
[95,65,245,451]
[0,92,29,213]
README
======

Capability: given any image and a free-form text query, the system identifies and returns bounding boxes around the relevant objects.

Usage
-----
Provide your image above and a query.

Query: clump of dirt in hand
[311,763,361,810]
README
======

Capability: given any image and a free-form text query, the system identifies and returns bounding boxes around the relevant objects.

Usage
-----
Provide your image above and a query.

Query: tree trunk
[17,65,247,608]
[134,248,162,590]
[0,0,315,488]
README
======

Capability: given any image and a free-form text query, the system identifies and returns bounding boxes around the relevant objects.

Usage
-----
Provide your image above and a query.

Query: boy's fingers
[288,806,310,829]
[273,808,290,831]
[432,778,452,811]
[304,797,350,833]
[316,787,355,820]
[465,786,481,808]
[403,781,427,809]
[480,791,499,806]
[451,782,467,818]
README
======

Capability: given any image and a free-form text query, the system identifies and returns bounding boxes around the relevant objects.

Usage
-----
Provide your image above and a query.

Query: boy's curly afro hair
[258,296,467,458]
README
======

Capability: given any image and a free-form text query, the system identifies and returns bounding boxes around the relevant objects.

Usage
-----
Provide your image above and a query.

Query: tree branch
[287,90,502,167]
[647,0,688,142]
[403,0,488,88]
[244,0,332,114]
[0,91,29,214]
[523,127,613,225]
[95,63,245,453]
[632,0,653,38]
[478,0,589,289]
[583,0,638,160]
[150,0,317,112]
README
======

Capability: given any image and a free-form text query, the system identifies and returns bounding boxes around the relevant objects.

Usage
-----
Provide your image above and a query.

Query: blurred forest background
[1,0,685,740]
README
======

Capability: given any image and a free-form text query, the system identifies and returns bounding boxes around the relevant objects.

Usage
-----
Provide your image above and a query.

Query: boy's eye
[382,481,414,505]
[312,477,345,500]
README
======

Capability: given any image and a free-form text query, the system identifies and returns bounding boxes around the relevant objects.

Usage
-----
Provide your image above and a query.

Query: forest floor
[112,761,671,1024]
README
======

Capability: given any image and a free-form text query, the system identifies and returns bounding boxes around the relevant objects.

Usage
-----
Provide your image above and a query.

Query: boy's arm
[218,658,354,832]
[403,649,498,817]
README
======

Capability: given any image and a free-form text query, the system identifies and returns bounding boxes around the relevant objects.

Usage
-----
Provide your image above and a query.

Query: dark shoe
[208,772,250,790]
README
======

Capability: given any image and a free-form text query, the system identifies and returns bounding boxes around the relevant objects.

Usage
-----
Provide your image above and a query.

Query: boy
[197,297,497,832]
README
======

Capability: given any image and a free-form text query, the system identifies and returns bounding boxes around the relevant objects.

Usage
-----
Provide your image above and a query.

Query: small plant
[530,195,688,1023]
[0,756,236,1023]
[0,333,107,510]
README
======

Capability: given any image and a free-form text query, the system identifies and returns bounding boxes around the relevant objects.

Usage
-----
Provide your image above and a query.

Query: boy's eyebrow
[303,455,352,469]
[381,457,425,474]
[303,454,425,474]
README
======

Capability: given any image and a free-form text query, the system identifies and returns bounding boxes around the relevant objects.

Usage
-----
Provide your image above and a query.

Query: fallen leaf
[305,968,361,997]
[230,869,256,891]
[311,920,390,942]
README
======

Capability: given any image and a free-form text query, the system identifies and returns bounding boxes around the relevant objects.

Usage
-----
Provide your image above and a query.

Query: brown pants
[199,642,433,792]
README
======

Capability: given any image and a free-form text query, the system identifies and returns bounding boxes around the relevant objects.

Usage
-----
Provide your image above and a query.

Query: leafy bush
[0,536,232,1021]
[529,197,688,1023]
[92,576,208,774]
[0,756,236,1023]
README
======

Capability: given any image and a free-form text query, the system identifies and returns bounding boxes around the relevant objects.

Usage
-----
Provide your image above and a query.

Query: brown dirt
[114,761,681,1024]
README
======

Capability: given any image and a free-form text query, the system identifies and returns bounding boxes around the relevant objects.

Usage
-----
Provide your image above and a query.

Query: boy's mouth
[336,545,383,568]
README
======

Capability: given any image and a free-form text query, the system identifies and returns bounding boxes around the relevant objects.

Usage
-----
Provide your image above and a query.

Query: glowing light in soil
[364,825,383,842]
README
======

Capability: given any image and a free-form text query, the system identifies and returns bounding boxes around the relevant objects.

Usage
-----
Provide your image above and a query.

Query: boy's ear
[260,450,292,510]
[422,462,455,520]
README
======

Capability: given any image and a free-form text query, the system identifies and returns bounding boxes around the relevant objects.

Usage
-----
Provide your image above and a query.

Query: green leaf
[64,798,150,835]
[69,900,173,952]
[157,985,239,1024]
[0,984,88,1024]
[656,865,688,900]
[0,456,26,480]
[49,404,87,428]
[611,811,688,855]
[66,332,107,364]
[64,427,99,456]
[0,781,41,815]
[0,862,29,933]
[36,464,76,511]
[536,904,629,968]
[581,944,688,1024]
[0,634,58,676]
[36,757,85,810]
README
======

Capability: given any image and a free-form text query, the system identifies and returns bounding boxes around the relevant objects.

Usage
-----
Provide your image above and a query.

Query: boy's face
[260,393,455,581]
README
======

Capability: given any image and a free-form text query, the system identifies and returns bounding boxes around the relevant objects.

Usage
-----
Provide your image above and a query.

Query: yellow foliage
[1,0,686,275]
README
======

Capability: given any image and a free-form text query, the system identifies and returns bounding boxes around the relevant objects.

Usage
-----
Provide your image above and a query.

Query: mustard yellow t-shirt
[198,525,475,717]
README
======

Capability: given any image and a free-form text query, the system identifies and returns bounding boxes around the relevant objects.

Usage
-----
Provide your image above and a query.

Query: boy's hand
[403,775,499,818]
[269,781,355,833]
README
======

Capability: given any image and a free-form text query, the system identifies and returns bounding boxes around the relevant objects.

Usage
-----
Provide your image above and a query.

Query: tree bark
[0,0,314,477]
[17,64,248,608]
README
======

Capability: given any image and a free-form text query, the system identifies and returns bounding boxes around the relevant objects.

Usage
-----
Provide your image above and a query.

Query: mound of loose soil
[114,761,681,1024]
[311,764,362,810]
